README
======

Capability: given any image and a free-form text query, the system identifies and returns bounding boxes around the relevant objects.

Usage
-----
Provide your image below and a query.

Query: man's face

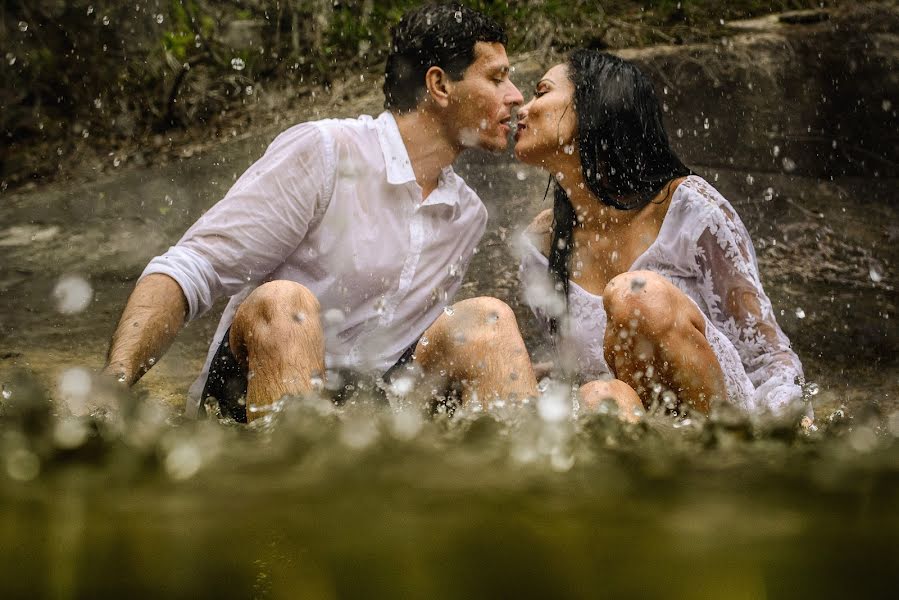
[446,42,524,152]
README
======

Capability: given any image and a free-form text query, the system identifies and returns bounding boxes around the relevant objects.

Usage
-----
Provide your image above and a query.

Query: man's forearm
[104,273,188,386]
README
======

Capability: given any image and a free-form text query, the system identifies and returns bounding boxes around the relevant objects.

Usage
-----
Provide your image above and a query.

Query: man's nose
[506,81,524,107]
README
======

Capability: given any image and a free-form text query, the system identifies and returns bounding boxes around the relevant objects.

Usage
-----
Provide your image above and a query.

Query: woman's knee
[603,271,679,335]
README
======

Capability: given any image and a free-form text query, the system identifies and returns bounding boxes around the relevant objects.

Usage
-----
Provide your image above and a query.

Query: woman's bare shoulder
[525,209,553,256]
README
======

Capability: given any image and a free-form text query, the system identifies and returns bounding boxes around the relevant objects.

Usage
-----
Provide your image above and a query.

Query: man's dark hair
[383,3,507,112]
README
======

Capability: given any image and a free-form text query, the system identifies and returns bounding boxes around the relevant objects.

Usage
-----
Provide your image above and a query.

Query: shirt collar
[375,111,416,185]
[376,111,462,209]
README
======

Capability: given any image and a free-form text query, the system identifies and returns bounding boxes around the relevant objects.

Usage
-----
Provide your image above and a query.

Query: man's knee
[441,296,519,345]
[603,271,678,336]
[419,296,525,371]
[235,280,320,326]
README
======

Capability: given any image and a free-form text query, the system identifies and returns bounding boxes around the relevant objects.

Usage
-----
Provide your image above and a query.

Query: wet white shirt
[142,112,487,417]
[520,176,806,416]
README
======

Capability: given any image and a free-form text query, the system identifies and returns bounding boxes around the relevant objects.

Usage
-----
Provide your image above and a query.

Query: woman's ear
[425,66,452,108]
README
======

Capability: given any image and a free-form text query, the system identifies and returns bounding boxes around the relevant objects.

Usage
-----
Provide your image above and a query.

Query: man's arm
[103,273,188,386]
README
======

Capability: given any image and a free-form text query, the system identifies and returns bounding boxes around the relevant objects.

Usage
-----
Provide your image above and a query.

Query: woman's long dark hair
[548,50,691,331]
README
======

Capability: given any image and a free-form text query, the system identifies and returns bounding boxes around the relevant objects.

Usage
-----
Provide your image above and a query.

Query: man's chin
[476,135,509,153]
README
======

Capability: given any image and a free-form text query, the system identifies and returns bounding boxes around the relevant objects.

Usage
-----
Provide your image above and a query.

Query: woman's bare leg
[229,280,325,421]
[603,271,726,415]
[414,297,538,406]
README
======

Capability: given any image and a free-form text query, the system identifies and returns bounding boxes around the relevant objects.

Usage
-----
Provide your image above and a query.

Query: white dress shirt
[142,112,488,417]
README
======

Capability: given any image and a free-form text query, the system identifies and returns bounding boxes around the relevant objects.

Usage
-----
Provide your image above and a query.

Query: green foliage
[1,0,844,186]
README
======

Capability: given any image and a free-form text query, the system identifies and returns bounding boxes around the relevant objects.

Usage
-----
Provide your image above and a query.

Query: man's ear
[425,66,452,108]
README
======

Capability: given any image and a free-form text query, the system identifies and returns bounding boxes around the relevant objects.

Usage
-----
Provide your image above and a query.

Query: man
[103,3,538,422]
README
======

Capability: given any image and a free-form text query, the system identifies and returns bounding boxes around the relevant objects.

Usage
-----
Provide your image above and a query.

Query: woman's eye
[534,90,547,98]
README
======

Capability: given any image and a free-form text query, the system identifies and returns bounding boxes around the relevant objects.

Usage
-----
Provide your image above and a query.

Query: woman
[515,49,805,420]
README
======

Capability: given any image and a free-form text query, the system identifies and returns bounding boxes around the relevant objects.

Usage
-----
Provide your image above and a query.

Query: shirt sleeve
[692,201,805,414]
[141,123,335,320]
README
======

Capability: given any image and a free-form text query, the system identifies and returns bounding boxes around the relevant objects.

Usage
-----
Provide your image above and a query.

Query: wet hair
[383,3,507,112]
[548,50,691,322]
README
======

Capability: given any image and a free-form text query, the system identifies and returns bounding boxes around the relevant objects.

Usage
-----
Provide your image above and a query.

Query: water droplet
[772,145,781,157]
[806,382,820,396]
[516,170,527,181]
[245,85,254,96]
[323,308,345,325]
[676,128,683,138]
[418,336,429,347]
[763,187,774,202]
[443,305,455,316]
[869,266,883,283]
[6,449,40,481]
[87,5,94,15]
[52,274,93,314]
[454,10,463,23]
[485,311,499,324]
[165,442,203,480]
[231,57,246,71]
[782,157,797,172]
[883,99,893,112]
[58,367,93,416]
[745,174,755,185]
[389,376,415,397]
[629,277,646,292]
[113,156,121,167]
[310,374,324,391]
[155,14,164,24]
[703,117,710,130]
[54,418,89,450]
[1,386,11,400]
[6,52,16,66]
[538,392,570,423]
[563,144,575,155]
[795,307,806,319]
[18,21,28,32]
[102,15,110,25]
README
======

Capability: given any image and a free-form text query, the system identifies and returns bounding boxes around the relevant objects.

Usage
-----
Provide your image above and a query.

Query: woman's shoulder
[525,208,553,257]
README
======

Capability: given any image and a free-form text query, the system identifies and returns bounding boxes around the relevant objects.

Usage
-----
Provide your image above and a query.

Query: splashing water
[52,275,93,314]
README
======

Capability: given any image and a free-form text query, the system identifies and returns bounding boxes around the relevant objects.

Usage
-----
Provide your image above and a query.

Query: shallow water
[1,382,897,598]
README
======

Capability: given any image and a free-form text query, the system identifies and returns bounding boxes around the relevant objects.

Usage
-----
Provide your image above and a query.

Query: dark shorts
[200,327,418,422]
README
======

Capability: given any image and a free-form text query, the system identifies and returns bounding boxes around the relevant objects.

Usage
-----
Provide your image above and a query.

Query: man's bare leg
[603,271,727,415]
[414,297,538,406]
[229,280,325,421]
[579,379,644,423]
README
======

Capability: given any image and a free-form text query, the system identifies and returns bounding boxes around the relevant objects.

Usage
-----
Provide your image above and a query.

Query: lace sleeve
[693,201,805,414]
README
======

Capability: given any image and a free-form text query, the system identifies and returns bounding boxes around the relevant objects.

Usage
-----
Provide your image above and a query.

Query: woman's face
[514,63,578,167]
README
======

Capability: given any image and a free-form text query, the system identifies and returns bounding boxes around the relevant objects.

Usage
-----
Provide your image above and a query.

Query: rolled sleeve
[139,122,335,321]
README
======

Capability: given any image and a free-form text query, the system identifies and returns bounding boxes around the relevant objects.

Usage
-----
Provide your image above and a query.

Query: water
[1,382,896,598]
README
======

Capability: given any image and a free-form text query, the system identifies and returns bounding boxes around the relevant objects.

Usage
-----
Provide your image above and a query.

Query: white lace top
[519,176,805,415]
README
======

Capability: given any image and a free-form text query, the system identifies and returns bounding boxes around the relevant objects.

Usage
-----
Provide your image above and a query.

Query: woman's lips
[514,123,527,142]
